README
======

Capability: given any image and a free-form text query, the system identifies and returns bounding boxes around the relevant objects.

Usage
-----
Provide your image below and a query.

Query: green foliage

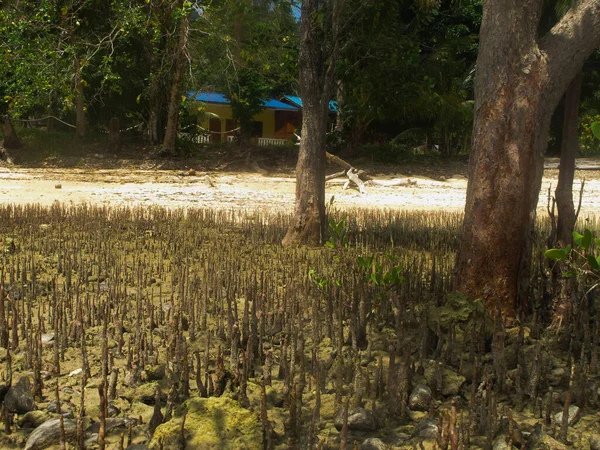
[546,229,600,290]
[325,216,348,249]
[591,122,600,140]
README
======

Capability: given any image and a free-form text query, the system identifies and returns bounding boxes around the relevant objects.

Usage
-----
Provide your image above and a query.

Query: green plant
[545,229,600,293]
[325,215,348,249]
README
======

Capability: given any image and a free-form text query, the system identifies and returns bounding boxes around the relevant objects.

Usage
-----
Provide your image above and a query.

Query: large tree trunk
[555,72,582,247]
[455,1,600,321]
[160,11,189,156]
[282,0,329,246]
[2,115,22,149]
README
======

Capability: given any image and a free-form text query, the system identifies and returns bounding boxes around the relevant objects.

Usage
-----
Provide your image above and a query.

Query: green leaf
[582,229,593,249]
[591,122,600,140]
[545,248,568,261]
[595,238,600,248]
[587,254,600,271]
[325,241,335,249]
[573,232,584,247]
[563,271,576,278]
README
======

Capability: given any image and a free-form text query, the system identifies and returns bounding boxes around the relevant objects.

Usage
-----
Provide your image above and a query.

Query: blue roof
[187,92,299,111]
[188,92,229,104]
[282,95,338,113]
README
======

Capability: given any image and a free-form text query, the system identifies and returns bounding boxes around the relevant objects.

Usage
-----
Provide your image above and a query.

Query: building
[186,92,301,145]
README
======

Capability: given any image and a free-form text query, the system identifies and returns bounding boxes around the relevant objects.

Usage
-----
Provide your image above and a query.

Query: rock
[126,445,149,450]
[47,400,73,415]
[530,435,568,450]
[144,365,166,381]
[84,433,99,448]
[69,368,83,377]
[553,405,580,427]
[528,426,569,450]
[360,437,388,450]
[4,376,36,413]
[86,417,132,434]
[108,403,121,417]
[149,397,261,449]
[41,333,55,345]
[334,407,377,431]
[54,184,62,189]
[423,360,466,396]
[24,418,77,450]
[133,382,164,405]
[548,367,566,387]
[412,418,438,441]
[19,410,52,429]
[409,384,432,411]
[493,436,510,450]
[590,434,600,450]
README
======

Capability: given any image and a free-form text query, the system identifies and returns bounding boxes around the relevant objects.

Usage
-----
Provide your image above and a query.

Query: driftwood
[294,133,417,193]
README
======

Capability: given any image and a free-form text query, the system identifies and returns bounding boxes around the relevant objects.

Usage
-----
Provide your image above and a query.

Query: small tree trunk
[2,115,22,149]
[555,72,582,247]
[109,117,121,150]
[283,0,342,247]
[74,58,86,138]
[160,11,189,156]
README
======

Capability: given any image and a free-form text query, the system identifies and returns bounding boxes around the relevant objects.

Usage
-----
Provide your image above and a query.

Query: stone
[590,434,600,450]
[133,382,164,405]
[493,436,510,450]
[360,437,388,450]
[423,360,466,396]
[4,376,36,413]
[108,403,121,417]
[19,410,52,429]
[84,433,99,448]
[149,397,261,449]
[553,405,580,427]
[24,418,77,450]
[41,333,55,345]
[409,384,432,411]
[126,445,149,450]
[86,417,132,434]
[47,400,73,416]
[530,435,568,450]
[334,407,377,431]
[144,365,166,382]
[548,367,566,387]
[412,418,438,441]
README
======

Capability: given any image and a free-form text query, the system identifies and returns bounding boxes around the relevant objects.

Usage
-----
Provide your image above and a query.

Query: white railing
[258,138,287,146]
[195,135,210,144]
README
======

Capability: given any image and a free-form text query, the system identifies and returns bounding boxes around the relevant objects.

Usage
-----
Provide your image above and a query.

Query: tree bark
[555,72,582,247]
[2,115,22,149]
[455,0,600,321]
[283,0,342,246]
[160,10,189,156]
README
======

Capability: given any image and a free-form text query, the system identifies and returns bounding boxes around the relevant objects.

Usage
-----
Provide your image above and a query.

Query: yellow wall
[199,104,278,139]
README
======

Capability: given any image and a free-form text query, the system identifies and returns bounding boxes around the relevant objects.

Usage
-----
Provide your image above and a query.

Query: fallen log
[325,170,347,181]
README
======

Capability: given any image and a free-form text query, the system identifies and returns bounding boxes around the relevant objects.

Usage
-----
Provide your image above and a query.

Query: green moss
[149,397,262,450]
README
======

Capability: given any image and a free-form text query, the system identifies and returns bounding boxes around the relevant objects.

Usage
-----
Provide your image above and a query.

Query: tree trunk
[555,72,582,247]
[160,12,189,156]
[74,58,86,138]
[282,0,330,247]
[2,115,22,149]
[455,0,600,321]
